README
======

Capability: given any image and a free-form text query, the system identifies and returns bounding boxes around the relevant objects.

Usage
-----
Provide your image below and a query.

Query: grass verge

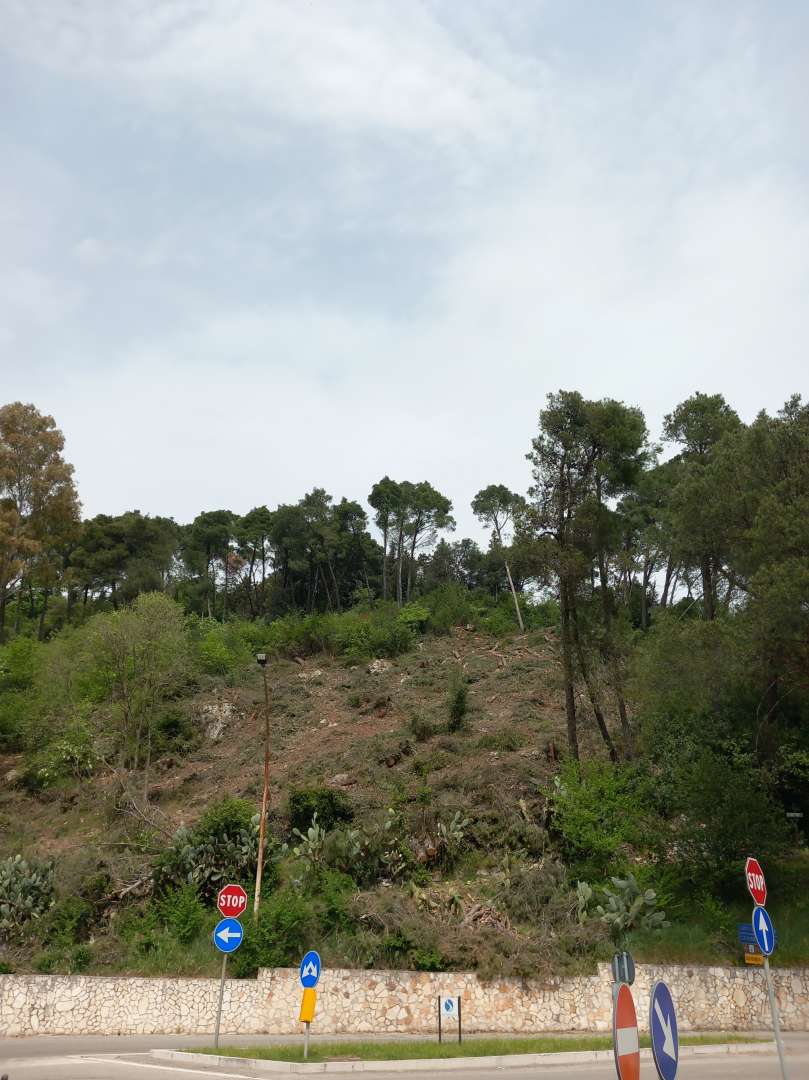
[202,1033,759,1062]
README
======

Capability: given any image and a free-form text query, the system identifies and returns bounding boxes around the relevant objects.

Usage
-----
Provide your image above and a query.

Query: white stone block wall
[1,963,807,1037]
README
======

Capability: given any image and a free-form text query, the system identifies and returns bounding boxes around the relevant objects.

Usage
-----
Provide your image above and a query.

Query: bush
[549,759,663,879]
[194,620,252,677]
[231,888,317,978]
[21,726,97,792]
[287,788,353,834]
[262,607,414,664]
[0,855,55,940]
[424,585,475,635]
[43,896,93,946]
[153,797,277,901]
[0,636,41,692]
[154,884,206,945]
[446,670,468,733]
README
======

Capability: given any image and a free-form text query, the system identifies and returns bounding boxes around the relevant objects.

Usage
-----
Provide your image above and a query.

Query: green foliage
[287,787,353,834]
[423,584,475,635]
[0,855,55,940]
[153,797,276,901]
[446,669,468,732]
[260,607,414,664]
[592,873,669,943]
[0,636,41,691]
[193,619,252,677]
[549,760,662,879]
[231,887,317,978]
[43,895,94,946]
[398,602,430,633]
[154,885,206,945]
[21,724,97,792]
[476,730,525,752]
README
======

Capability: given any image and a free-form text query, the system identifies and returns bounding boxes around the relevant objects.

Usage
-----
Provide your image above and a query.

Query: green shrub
[154,885,206,945]
[0,690,33,751]
[43,896,93,946]
[411,947,446,971]
[446,670,468,733]
[0,636,41,691]
[231,888,317,978]
[398,603,430,634]
[549,759,663,879]
[424,584,474,635]
[476,731,525,752]
[153,797,277,901]
[287,788,353,834]
[0,855,55,940]
[154,706,200,755]
[195,620,251,677]
[21,726,97,792]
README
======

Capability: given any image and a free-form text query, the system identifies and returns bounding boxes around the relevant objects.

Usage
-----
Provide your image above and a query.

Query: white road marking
[82,1057,257,1078]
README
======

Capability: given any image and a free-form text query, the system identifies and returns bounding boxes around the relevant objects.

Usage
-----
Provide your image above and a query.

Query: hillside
[2,615,807,981]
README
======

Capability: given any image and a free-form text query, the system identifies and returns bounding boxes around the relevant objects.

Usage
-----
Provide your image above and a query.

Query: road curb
[151,1041,775,1073]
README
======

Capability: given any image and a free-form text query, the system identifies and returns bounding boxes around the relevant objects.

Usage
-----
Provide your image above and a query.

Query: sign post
[212,885,247,1051]
[212,917,244,1048]
[745,858,788,1080]
[299,951,321,1060]
[437,996,461,1044]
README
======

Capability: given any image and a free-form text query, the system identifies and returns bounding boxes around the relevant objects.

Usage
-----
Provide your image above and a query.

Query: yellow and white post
[299,987,317,1060]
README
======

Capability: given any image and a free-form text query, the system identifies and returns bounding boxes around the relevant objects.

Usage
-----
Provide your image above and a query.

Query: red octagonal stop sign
[745,856,767,907]
[217,883,248,919]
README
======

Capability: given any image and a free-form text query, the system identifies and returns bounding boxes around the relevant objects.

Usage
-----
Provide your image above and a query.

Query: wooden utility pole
[253,653,271,920]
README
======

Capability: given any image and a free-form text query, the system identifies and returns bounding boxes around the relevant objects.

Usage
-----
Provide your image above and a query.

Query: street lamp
[254,652,271,920]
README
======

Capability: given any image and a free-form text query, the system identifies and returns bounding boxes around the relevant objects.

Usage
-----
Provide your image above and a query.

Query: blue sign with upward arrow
[213,917,244,954]
[650,980,679,1080]
[300,950,321,988]
[752,906,775,956]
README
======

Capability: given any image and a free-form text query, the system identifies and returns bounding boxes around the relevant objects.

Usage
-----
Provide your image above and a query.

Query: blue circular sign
[213,917,244,954]
[752,905,775,956]
[300,950,321,988]
[650,980,678,1080]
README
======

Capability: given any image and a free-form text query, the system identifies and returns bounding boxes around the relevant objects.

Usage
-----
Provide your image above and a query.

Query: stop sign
[745,856,767,907]
[217,883,248,919]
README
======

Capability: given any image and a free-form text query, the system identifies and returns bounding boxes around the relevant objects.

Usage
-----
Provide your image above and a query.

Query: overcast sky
[2,1,808,540]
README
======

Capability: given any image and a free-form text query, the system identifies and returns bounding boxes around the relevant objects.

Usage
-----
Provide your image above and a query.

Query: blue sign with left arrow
[213,917,244,954]
[752,906,775,957]
[650,980,678,1080]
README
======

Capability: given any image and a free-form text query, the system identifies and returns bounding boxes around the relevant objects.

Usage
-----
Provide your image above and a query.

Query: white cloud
[1,1,808,541]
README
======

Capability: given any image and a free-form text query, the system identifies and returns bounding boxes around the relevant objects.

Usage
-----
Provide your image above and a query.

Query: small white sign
[440,996,459,1020]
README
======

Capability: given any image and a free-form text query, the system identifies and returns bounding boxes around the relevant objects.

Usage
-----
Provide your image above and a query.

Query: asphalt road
[1,1034,807,1080]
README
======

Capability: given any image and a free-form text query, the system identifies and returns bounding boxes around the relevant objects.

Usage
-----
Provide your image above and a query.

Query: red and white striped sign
[613,983,640,1080]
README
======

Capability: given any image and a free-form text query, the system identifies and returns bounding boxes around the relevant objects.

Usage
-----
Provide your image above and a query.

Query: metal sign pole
[457,996,462,1044]
[213,953,228,1049]
[304,1020,311,1060]
[763,956,789,1080]
[438,996,442,1044]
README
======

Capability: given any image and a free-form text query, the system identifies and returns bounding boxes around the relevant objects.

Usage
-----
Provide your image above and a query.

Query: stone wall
[1,963,807,1038]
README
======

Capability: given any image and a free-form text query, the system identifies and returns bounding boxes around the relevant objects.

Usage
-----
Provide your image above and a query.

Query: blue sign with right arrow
[650,980,679,1080]
[752,905,775,956]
